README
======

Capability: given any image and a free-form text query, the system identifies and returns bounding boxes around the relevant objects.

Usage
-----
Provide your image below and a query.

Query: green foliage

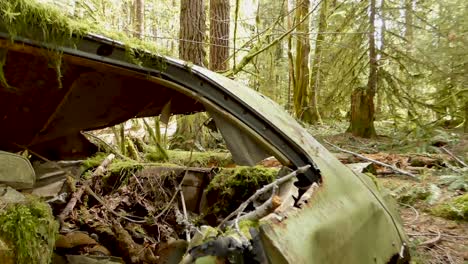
[0,199,58,264]
[438,169,468,191]
[430,193,468,221]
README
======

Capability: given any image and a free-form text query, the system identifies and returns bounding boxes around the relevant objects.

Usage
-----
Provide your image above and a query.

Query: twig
[179,189,191,242]
[218,165,311,228]
[408,233,468,239]
[324,140,419,180]
[399,202,419,224]
[440,146,467,167]
[154,188,179,221]
[81,131,130,161]
[228,185,281,226]
[418,229,441,247]
[58,154,115,227]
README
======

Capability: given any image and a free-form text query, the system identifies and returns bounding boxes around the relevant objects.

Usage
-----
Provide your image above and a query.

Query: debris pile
[0,148,302,264]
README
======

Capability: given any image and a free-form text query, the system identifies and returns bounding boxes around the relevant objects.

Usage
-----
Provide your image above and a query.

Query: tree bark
[133,0,144,39]
[347,0,377,138]
[209,0,230,71]
[293,0,313,122]
[179,0,206,66]
[308,0,327,124]
[176,0,207,149]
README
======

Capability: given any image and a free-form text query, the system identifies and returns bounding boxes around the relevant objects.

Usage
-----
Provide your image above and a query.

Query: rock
[56,232,98,249]
[31,180,66,198]
[0,150,35,189]
[0,186,26,204]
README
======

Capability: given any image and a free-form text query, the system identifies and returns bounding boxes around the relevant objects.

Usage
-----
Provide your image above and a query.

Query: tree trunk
[134,0,144,39]
[347,0,377,138]
[308,0,327,124]
[293,0,313,122]
[287,1,294,112]
[179,0,206,66]
[209,0,230,71]
[464,101,468,133]
[404,0,413,44]
[175,0,207,150]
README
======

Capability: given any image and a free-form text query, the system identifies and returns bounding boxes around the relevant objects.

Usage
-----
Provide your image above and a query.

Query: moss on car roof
[0,0,162,56]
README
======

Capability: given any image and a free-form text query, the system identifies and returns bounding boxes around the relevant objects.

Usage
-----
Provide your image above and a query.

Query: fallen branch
[418,229,441,248]
[228,188,282,226]
[324,140,419,180]
[218,165,311,228]
[58,153,115,227]
[440,146,467,167]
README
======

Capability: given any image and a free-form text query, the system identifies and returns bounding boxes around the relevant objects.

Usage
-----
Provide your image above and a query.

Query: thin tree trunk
[134,0,144,38]
[293,0,313,122]
[287,1,294,112]
[347,0,377,138]
[209,0,230,71]
[308,0,327,124]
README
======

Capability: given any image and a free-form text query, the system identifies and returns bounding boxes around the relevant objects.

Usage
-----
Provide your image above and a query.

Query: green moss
[81,152,108,171]
[0,0,167,89]
[430,194,468,221]
[0,199,58,264]
[204,166,278,219]
[145,149,233,167]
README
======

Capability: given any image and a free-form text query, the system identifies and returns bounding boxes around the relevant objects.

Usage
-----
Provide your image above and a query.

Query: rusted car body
[0,11,409,263]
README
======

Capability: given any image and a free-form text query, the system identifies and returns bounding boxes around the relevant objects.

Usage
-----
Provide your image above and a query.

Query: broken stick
[218,165,311,228]
[58,154,115,227]
[324,140,419,180]
[440,146,467,168]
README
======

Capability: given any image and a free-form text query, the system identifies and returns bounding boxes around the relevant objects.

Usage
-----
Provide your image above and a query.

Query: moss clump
[81,152,109,171]
[431,194,468,221]
[204,166,278,220]
[145,149,233,167]
[168,150,233,167]
[0,199,58,264]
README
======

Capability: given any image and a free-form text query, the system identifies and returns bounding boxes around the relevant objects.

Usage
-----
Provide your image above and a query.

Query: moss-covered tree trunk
[293,0,313,122]
[174,0,207,149]
[209,0,230,71]
[347,0,377,138]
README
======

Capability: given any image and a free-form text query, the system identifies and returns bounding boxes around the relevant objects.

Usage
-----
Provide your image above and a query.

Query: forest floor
[311,122,468,264]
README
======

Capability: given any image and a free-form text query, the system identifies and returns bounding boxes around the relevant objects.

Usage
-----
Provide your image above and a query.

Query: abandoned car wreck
[0,3,410,264]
